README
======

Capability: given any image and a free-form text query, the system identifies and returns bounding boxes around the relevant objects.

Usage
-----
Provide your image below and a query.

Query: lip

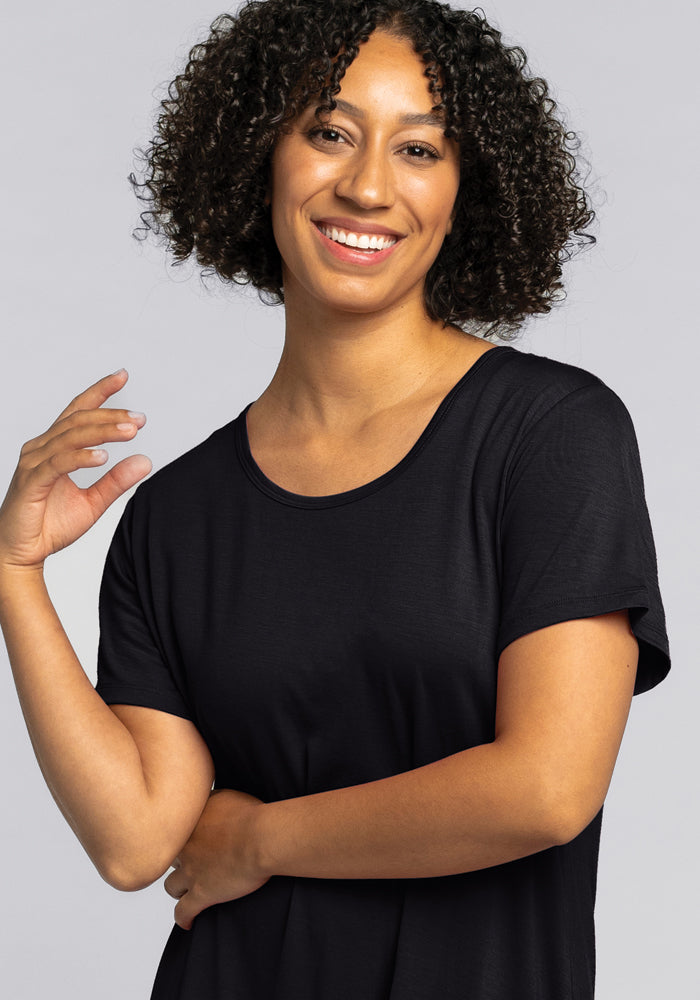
[313,216,405,238]
[312,221,402,266]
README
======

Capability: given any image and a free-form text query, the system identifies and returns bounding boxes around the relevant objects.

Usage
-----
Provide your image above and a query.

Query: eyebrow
[319,98,446,129]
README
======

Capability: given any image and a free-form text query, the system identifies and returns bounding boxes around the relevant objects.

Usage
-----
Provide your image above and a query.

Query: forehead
[317,30,442,118]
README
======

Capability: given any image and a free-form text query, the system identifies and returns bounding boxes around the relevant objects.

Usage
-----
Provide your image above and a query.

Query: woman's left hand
[164,788,270,930]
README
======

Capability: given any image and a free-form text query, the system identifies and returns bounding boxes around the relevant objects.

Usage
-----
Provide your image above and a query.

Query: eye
[307,126,346,147]
[400,141,440,161]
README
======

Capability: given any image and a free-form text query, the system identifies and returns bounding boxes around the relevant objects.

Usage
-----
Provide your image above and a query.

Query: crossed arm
[160,609,638,927]
[0,371,639,930]
[2,565,638,926]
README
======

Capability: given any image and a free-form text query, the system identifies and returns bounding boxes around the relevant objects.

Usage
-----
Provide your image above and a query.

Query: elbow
[94,849,169,893]
[84,812,187,892]
[541,810,590,849]
[100,867,159,893]
[535,781,605,848]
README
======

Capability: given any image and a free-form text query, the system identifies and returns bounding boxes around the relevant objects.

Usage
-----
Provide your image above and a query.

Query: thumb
[87,454,152,517]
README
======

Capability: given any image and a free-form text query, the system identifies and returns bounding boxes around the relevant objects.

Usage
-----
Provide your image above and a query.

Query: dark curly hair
[132,0,595,339]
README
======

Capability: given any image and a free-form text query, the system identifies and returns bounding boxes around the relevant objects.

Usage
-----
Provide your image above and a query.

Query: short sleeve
[497,381,670,694]
[95,494,192,720]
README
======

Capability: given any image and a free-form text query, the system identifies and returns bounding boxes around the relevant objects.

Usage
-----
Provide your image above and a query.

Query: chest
[155,456,506,798]
[245,403,447,497]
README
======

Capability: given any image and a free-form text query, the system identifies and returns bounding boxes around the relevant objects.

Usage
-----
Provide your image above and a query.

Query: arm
[167,609,637,927]
[260,609,638,875]
[0,372,216,890]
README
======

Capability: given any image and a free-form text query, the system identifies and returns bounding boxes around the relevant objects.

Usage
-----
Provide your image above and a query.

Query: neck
[259,283,465,434]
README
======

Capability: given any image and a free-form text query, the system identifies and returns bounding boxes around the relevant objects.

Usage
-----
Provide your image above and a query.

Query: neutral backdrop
[1,1,696,997]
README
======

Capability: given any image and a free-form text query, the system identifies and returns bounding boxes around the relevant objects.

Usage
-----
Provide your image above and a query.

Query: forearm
[254,617,638,884]
[1,566,166,885]
[258,740,572,881]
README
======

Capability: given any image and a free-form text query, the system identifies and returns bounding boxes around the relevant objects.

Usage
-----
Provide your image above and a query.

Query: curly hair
[132,0,595,339]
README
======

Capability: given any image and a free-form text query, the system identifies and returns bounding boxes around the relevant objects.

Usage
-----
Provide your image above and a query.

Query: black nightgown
[96,344,670,999]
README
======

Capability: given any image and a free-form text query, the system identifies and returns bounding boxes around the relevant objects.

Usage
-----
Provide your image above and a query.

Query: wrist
[254,799,289,879]
[0,561,47,604]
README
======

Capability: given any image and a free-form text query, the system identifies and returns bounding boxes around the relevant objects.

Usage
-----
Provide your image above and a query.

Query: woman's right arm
[0,371,215,890]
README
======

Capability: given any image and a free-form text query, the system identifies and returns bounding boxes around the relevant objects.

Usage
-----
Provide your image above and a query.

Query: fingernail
[111,368,128,378]
[127,411,146,422]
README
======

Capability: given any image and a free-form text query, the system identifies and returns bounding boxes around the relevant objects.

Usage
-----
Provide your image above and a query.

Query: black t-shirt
[96,344,670,1000]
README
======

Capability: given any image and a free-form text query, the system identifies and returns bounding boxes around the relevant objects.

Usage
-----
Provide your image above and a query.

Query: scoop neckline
[235,344,514,509]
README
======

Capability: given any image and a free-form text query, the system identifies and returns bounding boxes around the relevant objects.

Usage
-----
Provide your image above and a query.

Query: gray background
[1,1,696,996]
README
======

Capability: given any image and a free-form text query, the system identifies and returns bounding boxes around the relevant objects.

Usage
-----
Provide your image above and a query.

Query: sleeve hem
[95,683,192,722]
[496,587,670,696]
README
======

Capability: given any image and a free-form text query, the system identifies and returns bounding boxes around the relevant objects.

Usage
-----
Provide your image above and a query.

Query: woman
[0,1,670,998]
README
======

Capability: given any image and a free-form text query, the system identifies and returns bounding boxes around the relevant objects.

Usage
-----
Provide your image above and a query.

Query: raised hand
[0,369,152,572]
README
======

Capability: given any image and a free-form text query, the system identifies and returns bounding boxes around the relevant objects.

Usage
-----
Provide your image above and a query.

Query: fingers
[22,409,147,473]
[0,370,150,569]
[174,897,196,932]
[14,415,149,513]
[164,867,186,900]
[55,368,131,425]
[164,865,198,929]
[20,365,134,461]
[164,864,196,930]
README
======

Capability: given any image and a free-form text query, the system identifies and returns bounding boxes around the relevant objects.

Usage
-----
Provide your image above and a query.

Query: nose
[334,143,395,209]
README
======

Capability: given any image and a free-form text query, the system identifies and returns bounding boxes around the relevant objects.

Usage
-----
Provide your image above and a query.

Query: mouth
[315,222,399,253]
[312,220,404,266]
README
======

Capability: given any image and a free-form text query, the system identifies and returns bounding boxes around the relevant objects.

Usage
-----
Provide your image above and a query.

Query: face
[268,30,460,320]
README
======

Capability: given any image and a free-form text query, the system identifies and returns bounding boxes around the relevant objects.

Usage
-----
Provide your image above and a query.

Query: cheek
[406,170,460,237]
[268,171,302,249]
[422,193,459,240]
[270,141,333,209]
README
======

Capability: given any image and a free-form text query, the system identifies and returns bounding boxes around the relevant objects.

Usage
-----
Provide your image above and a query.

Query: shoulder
[490,344,605,401]
[487,345,634,434]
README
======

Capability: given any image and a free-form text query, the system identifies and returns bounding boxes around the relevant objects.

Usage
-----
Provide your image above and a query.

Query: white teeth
[318,224,397,251]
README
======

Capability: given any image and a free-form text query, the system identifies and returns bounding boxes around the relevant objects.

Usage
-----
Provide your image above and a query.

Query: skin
[268,32,460,331]
[247,29,491,493]
[0,31,639,934]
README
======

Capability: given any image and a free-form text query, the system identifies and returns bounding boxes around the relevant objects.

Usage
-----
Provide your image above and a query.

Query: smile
[312,222,403,267]
[316,223,398,252]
